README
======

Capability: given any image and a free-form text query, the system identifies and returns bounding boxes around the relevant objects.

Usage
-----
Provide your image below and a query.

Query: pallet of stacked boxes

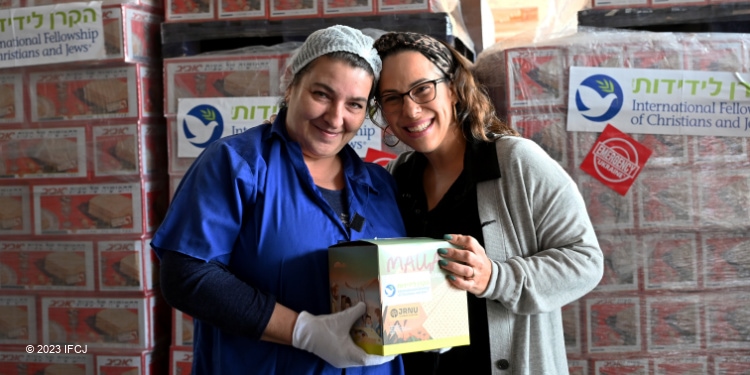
[473,28,750,373]
[0,2,170,374]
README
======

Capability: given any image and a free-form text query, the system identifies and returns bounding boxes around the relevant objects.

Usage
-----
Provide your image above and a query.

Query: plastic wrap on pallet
[161,0,473,61]
[473,28,750,372]
[0,3,171,367]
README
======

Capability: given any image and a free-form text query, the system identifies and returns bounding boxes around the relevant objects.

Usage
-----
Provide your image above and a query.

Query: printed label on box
[269,0,318,18]
[165,57,281,115]
[98,240,153,292]
[0,352,92,374]
[587,297,641,353]
[0,127,87,179]
[0,295,36,345]
[167,0,214,21]
[329,238,470,355]
[96,354,145,375]
[42,297,149,349]
[507,48,565,108]
[0,241,94,291]
[33,183,143,235]
[0,186,31,235]
[219,0,266,19]
[377,0,429,12]
[638,171,695,228]
[170,348,193,375]
[644,233,698,289]
[0,73,24,124]
[30,66,139,122]
[595,234,638,291]
[646,296,700,351]
[702,233,750,288]
[94,124,140,176]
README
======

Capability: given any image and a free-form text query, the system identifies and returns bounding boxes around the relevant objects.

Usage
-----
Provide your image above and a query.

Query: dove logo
[384,284,396,297]
[575,75,624,122]
[183,104,224,149]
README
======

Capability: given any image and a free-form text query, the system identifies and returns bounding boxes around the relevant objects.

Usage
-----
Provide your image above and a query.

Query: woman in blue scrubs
[151,25,406,375]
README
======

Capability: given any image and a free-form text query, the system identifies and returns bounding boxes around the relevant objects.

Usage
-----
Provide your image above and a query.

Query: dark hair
[282,51,378,109]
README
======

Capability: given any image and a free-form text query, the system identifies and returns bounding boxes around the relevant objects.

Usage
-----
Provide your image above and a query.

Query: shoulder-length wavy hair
[444,43,519,141]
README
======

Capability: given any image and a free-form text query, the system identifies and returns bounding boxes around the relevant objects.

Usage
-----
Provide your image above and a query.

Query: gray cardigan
[388,136,603,374]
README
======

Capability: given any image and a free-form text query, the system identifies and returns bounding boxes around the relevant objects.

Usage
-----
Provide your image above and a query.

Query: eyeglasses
[377,78,448,114]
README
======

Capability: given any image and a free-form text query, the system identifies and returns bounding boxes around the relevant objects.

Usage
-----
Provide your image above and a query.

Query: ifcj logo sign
[182,104,224,149]
[574,74,624,122]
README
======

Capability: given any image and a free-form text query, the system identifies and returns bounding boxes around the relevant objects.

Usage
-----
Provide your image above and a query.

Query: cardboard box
[33,183,144,235]
[0,185,32,236]
[100,5,163,64]
[97,239,157,293]
[0,241,94,291]
[164,54,285,116]
[41,296,157,349]
[166,0,214,21]
[0,127,87,179]
[0,352,93,374]
[328,238,469,355]
[172,308,194,347]
[0,295,37,345]
[0,72,24,125]
[169,347,193,375]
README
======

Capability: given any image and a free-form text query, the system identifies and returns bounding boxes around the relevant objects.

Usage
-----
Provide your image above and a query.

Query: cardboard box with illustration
[328,238,470,355]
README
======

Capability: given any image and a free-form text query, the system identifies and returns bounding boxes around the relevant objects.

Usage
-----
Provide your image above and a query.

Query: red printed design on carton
[0,127,87,179]
[33,183,143,235]
[30,66,139,122]
[164,56,281,115]
[0,295,37,345]
[42,296,154,349]
[98,240,155,292]
[0,352,92,374]
[0,241,94,291]
[0,73,24,124]
[0,186,31,235]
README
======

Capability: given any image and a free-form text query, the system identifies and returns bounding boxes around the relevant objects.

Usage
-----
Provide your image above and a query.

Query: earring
[383,125,400,148]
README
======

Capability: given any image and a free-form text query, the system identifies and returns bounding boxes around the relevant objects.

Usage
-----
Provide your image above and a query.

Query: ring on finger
[465,267,475,280]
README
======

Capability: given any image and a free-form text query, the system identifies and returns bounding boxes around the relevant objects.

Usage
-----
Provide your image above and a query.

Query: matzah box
[171,308,194,347]
[166,0,214,21]
[96,351,161,375]
[0,185,32,236]
[29,65,157,122]
[0,72,24,125]
[41,296,156,349]
[33,183,143,235]
[164,54,284,116]
[0,241,94,291]
[0,295,37,345]
[328,238,470,355]
[97,239,157,292]
[101,5,162,64]
[0,352,93,375]
[0,127,87,179]
[93,123,167,177]
[169,347,193,375]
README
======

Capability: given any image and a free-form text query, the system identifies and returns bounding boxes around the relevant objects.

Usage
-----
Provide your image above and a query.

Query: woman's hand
[438,234,492,295]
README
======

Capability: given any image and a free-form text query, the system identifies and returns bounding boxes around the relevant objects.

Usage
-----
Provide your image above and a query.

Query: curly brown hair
[443,43,519,141]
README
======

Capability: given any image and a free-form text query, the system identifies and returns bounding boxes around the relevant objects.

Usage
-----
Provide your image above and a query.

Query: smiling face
[285,55,374,162]
[378,51,459,155]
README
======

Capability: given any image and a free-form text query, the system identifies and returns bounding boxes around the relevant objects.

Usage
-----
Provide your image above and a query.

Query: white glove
[292,301,396,368]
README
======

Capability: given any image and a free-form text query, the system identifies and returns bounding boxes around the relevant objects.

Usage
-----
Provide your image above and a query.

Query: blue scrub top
[152,111,406,375]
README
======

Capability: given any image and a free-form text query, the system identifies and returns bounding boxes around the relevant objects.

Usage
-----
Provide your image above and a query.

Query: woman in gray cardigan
[373,32,604,375]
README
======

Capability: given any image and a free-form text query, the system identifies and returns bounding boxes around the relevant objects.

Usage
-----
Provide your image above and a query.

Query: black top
[391,140,501,375]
